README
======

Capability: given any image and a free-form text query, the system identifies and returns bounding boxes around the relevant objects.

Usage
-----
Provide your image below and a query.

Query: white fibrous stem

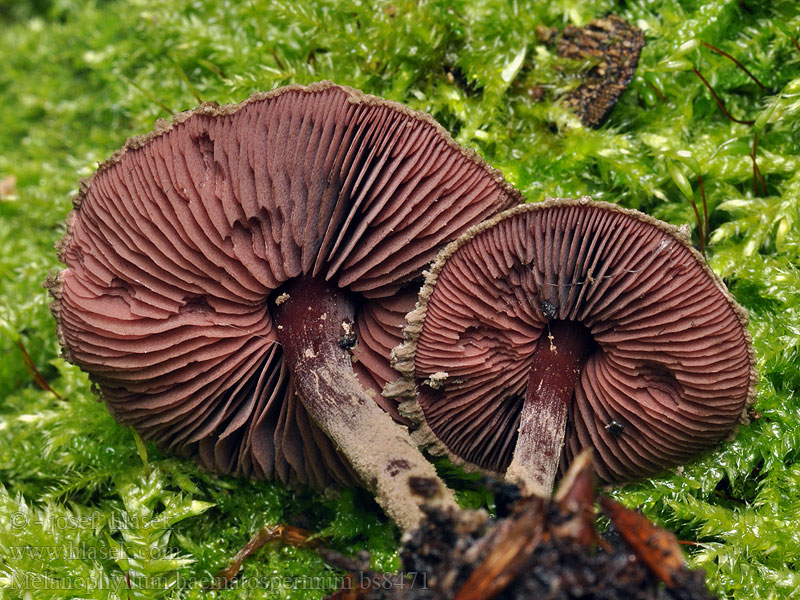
[273,277,458,530]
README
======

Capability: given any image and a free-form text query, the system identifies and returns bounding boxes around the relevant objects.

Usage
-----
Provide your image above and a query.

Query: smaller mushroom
[391,198,757,497]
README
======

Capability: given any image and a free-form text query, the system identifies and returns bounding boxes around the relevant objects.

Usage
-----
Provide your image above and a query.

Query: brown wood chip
[555,16,645,128]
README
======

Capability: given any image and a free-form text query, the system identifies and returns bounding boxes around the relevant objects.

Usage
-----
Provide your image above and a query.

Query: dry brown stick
[645,78,667,102]
[701,41,766,90]
[751,131,768,196]
[698,172,710,246]
[693,67,755,125]
[453,498,547,600]
[210,524,319,589]
[16,339,62,400]
[599,496,687,589]
[686,193,706,257]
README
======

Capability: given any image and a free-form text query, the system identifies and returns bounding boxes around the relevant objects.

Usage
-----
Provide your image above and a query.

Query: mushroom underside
[49,82,522,529]
[403,199,755,492]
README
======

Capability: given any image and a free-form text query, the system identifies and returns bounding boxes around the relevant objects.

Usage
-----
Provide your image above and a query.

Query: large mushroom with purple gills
[391,198,757,497]
[46,82,521,529]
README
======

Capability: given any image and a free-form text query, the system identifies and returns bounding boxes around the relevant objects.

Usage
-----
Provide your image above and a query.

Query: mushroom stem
[506,320,592,497]
[272,277,457,530]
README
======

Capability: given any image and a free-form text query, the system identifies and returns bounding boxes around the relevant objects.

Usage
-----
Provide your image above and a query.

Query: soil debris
[213,454,714,599]
[325,453,715,599]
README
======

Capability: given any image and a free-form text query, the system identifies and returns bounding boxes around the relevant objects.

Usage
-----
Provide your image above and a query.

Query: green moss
[1,0,799,597]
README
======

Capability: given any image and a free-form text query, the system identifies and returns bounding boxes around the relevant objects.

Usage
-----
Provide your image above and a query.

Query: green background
[1,0,799,598]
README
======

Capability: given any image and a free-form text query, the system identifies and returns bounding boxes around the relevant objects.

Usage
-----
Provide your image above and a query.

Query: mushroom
[46,82,521,529]
[392,198,757,497]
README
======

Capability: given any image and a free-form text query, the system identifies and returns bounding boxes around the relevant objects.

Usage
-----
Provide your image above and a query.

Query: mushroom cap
[394,198,757,482]
[47,82,520,489]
